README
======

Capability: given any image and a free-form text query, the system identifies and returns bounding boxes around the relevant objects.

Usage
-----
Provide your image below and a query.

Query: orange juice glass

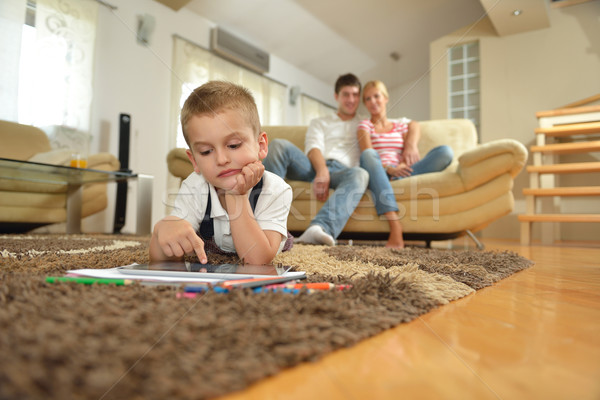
[70,154,88,168]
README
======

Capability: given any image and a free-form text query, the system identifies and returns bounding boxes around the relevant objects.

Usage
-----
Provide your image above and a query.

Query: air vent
[210,27,270,74]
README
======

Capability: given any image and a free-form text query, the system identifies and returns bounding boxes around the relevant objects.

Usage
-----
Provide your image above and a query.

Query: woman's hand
[402,145,420,166]
[387,163,413,178]
[403,121,421,166]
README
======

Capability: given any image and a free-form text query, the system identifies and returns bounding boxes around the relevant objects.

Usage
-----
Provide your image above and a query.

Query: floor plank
[220,239,600,400]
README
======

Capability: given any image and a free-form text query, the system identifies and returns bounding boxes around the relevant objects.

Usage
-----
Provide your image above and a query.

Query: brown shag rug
[0,234,533,400]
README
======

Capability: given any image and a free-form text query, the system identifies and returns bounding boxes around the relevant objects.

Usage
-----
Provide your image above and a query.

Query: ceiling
[158,0,550,89]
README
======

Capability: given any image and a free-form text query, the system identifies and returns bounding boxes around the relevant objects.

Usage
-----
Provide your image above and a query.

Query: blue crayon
[185,286,229,293]
[252,287,303,294]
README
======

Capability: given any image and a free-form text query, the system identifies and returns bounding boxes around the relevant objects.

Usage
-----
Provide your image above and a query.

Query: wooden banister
[561,93,600,109]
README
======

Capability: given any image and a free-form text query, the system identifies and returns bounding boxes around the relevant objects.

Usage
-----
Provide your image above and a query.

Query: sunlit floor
[221,238,600,400]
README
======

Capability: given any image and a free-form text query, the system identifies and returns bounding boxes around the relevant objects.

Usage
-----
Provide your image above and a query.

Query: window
[299,94,336,125]
[0,0,98,131]
[448,41,480,135]
[170,36,287,149]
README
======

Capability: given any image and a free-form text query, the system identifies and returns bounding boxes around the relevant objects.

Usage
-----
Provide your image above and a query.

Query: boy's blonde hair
[180,81,261,147]
[362,80,389,101]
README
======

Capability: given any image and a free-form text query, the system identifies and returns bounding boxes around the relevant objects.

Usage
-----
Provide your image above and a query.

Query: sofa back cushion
[263,118,478,161]
[0,120,52,161]
[263,126,307,150]
[418,119,477,159]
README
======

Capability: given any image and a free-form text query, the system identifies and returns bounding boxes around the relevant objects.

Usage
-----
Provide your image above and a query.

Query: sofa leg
[466,230,484,250]
[520,222,531,246]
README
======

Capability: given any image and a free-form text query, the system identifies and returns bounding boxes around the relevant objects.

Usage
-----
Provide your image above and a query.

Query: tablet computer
[116,262,293,280]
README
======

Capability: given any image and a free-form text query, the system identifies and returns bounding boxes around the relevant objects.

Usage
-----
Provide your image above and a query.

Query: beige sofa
[0,120,120,232]
[167,119,528,246]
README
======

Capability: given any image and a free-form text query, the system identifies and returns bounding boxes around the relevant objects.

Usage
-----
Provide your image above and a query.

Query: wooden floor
[221,239,600,400]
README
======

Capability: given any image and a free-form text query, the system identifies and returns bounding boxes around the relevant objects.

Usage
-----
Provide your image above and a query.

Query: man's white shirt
[304,114,361,168]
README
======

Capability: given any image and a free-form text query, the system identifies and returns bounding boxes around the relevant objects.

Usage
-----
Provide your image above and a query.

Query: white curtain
[0,0,27,122]
[169,36,287,149]
[28,0,98,131]
[0,0,98,131]
[299,94,336,125]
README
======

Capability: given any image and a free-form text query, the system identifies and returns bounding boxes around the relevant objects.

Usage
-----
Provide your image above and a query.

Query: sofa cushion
[264,125,307,149]
[0,183,108,223]
[28,149,74,165]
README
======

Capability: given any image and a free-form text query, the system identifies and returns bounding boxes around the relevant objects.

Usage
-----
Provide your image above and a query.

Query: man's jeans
[359,146,454,215]
[263,139,368,239]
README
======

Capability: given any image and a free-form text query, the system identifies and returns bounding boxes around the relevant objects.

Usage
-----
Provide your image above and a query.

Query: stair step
[536,104,600,119]
[535,121,600,137]
[518,214,600,223]
[531,140,600,154]
[523,186,600,197]
[527,162,600,174]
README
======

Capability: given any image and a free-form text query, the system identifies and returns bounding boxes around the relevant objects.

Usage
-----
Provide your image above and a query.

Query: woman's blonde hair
[362,80,389,102]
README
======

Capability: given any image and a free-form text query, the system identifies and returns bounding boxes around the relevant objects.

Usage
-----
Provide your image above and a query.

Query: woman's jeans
[359,146,454,215]
[263,139,368,239]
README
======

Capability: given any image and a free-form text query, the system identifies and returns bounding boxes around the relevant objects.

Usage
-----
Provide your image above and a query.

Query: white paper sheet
[67,263,306,284]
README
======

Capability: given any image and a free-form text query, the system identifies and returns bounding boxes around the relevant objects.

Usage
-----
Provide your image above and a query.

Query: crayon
[263,282,352,290]
[177,292,201,299]
[177,287,229,298]
[46,276,199,287]
[220,276,302,289]
[183,285,229,293]
[180,287,312,297]
[46,277,135,285]
[252,287,306,294]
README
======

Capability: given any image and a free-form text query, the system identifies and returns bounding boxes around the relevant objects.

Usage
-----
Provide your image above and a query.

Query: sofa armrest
[167,148,194,179]
[88,152,120,172]
[456,139,528,190]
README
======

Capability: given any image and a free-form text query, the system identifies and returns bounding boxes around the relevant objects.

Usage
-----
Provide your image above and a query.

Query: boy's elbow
[243,254,276,266]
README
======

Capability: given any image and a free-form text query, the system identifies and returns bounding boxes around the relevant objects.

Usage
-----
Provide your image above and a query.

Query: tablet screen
[117,262,291,279]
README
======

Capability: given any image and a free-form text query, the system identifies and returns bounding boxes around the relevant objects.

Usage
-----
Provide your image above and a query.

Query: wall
[430,1,600,241]
[387,76,430,122]
[87,0,333,233]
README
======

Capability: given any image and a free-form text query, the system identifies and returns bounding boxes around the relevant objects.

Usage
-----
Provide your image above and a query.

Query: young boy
[150,81,292,265]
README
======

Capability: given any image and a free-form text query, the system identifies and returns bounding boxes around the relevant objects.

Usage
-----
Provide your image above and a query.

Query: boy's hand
[227,160,265,195]
[151,217,207,263]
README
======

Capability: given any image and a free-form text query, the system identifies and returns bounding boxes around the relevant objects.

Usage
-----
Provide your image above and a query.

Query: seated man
[263,73,369,245]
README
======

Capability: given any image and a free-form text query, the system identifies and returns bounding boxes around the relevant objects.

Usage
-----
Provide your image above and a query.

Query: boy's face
[185,109,268,191]
[335,85,361,118]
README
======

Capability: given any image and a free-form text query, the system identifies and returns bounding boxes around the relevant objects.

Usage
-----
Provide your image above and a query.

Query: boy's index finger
[190,234,207,264]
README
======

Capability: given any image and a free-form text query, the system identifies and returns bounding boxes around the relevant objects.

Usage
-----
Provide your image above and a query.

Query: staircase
[519,97,600,245]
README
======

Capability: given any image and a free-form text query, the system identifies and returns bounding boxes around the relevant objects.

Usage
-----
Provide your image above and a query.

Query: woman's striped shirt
[358,117,411,166]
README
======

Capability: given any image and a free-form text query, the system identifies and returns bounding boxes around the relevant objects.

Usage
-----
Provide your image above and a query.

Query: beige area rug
[0,234,533,400]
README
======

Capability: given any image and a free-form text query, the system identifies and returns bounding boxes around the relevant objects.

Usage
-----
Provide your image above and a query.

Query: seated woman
[358,80,454,248]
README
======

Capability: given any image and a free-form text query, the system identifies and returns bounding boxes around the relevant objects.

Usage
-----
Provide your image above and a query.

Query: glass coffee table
[0,157,153,234]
